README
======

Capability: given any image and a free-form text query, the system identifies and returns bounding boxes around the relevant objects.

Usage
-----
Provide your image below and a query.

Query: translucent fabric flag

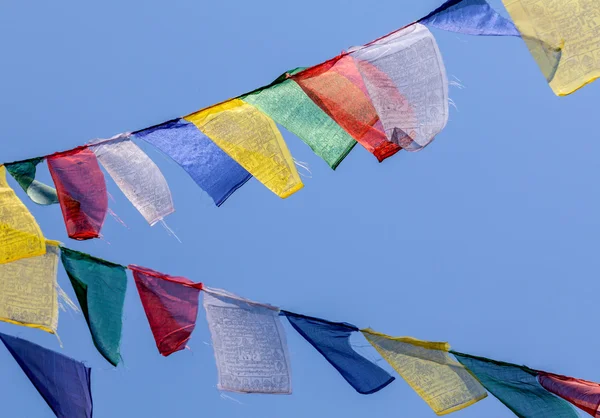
[453,352,579,418]
[0,240,60,334]
[350,24,448,152]
[283,311,394,394]
[5,158,58,205]
[60,247,127,367]
[90,135,174,225]
[362,329,487,415]
[0,333,93,418]
[185,100,303,199]
[502,0,600,95]
[538,372,600,417]
[420,0,521,36]
[203,287,292,393]
[291,55,400,162]
[242,74,357,170]
[0,165,46,264]
[47,148,108,240]
[129,265,203,357]
[134,119,251,207]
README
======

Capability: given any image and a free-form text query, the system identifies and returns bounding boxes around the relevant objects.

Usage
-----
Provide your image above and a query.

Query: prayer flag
[283,311,394,394]
[363,329,486,415]
[184,99,303,199]
[90,135,174,225]
[47,148,108,240]
[203,287,292,393]
[5,158,58,205]
[0,165,46,264]
[129,265,203,356]
[134,119,251,207]
[0,332,93,418]
[538,372,600,417]
[60,247,127,367]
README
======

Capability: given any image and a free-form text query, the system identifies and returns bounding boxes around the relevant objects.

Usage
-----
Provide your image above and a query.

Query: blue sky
[0,0,598,416]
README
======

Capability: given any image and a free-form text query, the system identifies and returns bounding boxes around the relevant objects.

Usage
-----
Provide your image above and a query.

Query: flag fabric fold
[538,372,600,417]
[0,240,60,333]
[129,264,203,356]
[47,148,108,240]
[5,158,59,205]
[362,329,487,415]
[60,247,127,367]
[283,311,394,394]
[0,165,46,264]
[134,119,251,207]
[90,135,174,226]
[420,0,521,36]
[203,287,292,393]
[185,99,303,199]
[0,332,93,418]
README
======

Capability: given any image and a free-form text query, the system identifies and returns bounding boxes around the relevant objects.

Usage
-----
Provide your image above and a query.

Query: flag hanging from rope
[5,158,58,205]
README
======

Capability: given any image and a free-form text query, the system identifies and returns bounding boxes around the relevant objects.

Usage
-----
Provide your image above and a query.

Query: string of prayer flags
[538,372,600,417]
[129,265,203,357]
[502,0,600,95]
[362,329,487,415]
[453,351,579,417]
[47,148,108,240]
[184,99,303,199]
[420,0,521,37]
[0,240,60,334]
[134,119,251,207]
[60,247,127,367]
[90,135,174,226]
[0,165,46,264]
[350,24,448,152]
[283,311,395,394]
[0,332,93,418]
[5,158,58,205]
[241,70,357,170]
[203,287,292,393]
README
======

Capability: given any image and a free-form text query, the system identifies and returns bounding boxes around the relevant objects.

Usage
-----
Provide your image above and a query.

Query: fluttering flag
[0,240,60,334]
[283,311,394,394]
[129,265,203,356]
[5,158,59,205]
[242,71,357,170]
[0,332,93,418]
[203,287,292,393]
[134,119,251,207]
[0,165,46,264]
[185,99,303,199]
[453,352,579,417]
[60,247,127,367]
[538,372,600,417]
[362,329,487,415]
[47,148,108,240]
[90,135,174,226]
[502,0,600,95]
[350,23,448,152]
[420,0,520,36]
[291,56,401,162]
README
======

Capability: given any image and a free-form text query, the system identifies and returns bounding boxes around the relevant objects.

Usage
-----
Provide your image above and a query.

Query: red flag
[539,372,600,417]
[129,265,203,356]
[47,147,108,240]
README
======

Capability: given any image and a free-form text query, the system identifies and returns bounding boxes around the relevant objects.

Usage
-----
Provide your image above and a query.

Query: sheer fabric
[47,148,108,240]
[538,372,600,417]
[362,329,486,415]
[129,265,202,356]
[91,135,174,225]
[203,287,292,393]
[5,158,58,205]
[0,165,46,264]
[0,241,60,333]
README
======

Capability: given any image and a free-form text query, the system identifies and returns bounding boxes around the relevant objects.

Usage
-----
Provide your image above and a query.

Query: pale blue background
[0,0,598,417]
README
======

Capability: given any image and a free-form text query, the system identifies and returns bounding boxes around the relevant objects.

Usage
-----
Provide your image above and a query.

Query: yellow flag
[0,165,45,264]
[185,99,303,198]
[502,0,600,96]
[362,328,487,416]
[0,240,60,333]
